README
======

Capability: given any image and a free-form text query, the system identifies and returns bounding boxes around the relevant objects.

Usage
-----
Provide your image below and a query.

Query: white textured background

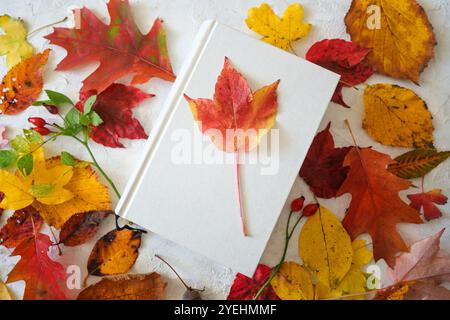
[0,0,449,300]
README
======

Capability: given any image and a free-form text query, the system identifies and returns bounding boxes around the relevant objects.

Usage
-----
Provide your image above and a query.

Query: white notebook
[116,20,340,276]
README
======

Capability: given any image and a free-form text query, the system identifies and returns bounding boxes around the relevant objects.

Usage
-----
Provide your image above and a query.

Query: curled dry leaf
[270,262,313,300]
[0,206,43,248]
[388,149,450,179]
[363,84,434,148]
[78,273,166,300]
[87,229,142,276]
[0,49,49,115]
[0,15,33,69]
[345,0,436,83]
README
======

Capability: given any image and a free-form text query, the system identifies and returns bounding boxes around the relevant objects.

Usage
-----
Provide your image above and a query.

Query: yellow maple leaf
[363,84,434,148]
[270,261,314,300]
[345,0,436,83]
[246,3,311,51]
[0,15,33,69]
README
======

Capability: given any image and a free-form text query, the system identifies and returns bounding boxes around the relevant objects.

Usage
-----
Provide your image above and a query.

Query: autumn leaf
[299,123,351,198]
[270,262,314,300]
[0,15,33,69]
[337,147,423,267]
[87,229,142,276]
[78,273,166,300]
[45,0,175,94]
[0,281,12,300]
[388,149,450,179]
[363,84,434,148]
[246,3,311,51]
[58,210,111,247]
[0,206,43,248]
[306,39,374,108]
[345,0,436,83]
[227,264,280,300]
[408,189,448,221]
[0,49,49,115]
[76,84,154,148]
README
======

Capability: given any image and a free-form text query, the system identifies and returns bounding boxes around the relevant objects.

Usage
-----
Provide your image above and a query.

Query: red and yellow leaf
[0,206,43,248]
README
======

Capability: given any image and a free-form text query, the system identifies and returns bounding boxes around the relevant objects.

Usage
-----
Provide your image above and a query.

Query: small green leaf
[0,150,17,168]
[32,100,55,106]
[17,153,33,176]
[65,108,81,127]
[61,151,77,167]
[23,129,42,143]
[90,111,103,127]
[46,90,74,106]
[29,183,55,198]
[11,136,30,154]
[83,95,97,115]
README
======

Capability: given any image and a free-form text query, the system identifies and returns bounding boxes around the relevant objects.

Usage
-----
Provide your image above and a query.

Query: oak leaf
[408,189,447,221]
[270,262,314,300]
[388,149,450,179]
[0,15,33,69]
[345,0,436,83]
[45,0,175,94]
[363,84,434,148]
[0,206,43,248]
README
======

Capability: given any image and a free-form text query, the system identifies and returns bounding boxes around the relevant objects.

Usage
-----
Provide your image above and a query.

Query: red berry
[32,126,51,136]
[303,203,319,217]
[28,117,47,127]
[291,196,305,212]
[44,104,59,115]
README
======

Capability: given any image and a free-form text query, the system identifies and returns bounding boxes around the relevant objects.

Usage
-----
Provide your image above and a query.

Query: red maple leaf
[306,39,374,108]
[76,84,154,148]
[408,189,448,221]
[227,264,280,300]
[337,147,423,267]
[0,206,43,248]
[300,123,351,198]
[45,0,175,94]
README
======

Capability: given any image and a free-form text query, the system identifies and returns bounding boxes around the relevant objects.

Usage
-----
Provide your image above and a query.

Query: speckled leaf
[0,206,43,248]
[388,149,450,179]
[59,210,110,246]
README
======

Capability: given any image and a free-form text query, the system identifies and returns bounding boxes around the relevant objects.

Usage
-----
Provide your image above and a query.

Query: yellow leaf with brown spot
[363,84,434,148]
[78,273,166,300]
[0,15,33,69]
[270,262,314,300]
[0,281,12,300]
[345,0,436,83]
[374,282,411,300]
[87,229,142,276]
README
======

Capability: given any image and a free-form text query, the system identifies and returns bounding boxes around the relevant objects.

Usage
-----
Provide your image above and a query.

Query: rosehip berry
[28,117,46,127]
[303,203,319,217]
[291,196,305,212]
[32,126,51,136]
[44,104,59,115]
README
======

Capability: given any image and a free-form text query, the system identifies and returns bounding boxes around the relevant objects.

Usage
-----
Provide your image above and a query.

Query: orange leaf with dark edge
[87,229,142,276]
[78,273,166,300]
[0,206,43,248]
[75,84,154,148]
[227,264,280,300]
[408,189,447,221]
[184,57,280,153]
[388,149,450,179]
[45,0,175,94]
[0,49,49,115]
[58,210,111,247]
[300,123,351,199]
[305,39,374,108]
[345,0,436,84]
[336,147,423,267]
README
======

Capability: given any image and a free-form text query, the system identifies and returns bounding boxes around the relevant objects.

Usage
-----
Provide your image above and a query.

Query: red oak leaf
[45,0,175,94]
[0,206,43,248]
[408,189,448,221]
[337,147,423,267]
[299,123,351,198]
[306,39,374,108]
[76,83,154,148]
[227,264,280,300]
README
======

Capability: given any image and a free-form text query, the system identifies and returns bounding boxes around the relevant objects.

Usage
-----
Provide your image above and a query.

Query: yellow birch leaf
[299,206,353,290]
[345,0,436,83]
[270,262,314,300]
[246,3,311,51]
[0,281,12,300]
[363,84,434,148]
[0,15,33,69]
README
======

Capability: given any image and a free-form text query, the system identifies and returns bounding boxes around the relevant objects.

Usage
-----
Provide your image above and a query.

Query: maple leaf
[0,126,9,148]
[245,3,311,51]
[45,0,175,94]
[363,84,434,148]
[0,206,43,248]
[299,123,351,199]
[408,189,448,221]
[0,15,33,69]
[306,39,374,108]
[227,264,280,300]
[337,147,423,267]
[345,0,436,84]
[388,149,450,179]
[0,49,49,115]
[76,84,154,148]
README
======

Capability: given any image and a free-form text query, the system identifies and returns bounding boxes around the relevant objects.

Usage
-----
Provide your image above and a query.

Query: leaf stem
[27,17,68,38]
[236,152,248,236]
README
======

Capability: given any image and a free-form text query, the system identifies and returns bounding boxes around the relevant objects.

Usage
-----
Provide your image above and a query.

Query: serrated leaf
[0,15,33,69]
[45,89,74,106]
[0,150,17,168]
[17,153,33,176]
[388,149,450,179]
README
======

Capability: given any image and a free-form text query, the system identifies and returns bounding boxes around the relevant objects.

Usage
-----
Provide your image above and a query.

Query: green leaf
[28,183,55,198]
[65,108,81,127]
[32,100,55,106]
[61,151,77,167]
[11,136,30,154]
[17,154,33,176]
[45,90,74,106]
[83,95,97,115]
[0,150,17,168]
[388,149,450,179]
[90,111,103,127]
[23,129,42,143]
[79,114,91,126]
